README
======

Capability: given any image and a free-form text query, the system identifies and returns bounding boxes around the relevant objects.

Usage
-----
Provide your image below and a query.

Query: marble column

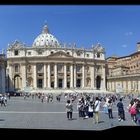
[8,65,13,91]
[74,64,76,88]
[123,81,126,93]
[54,63,57,88]
[70,64,73,88]
[101,65,106,90]
[1,65,5,93]
[109,82,111,91]
[33,64,37,89]
[64,64,67,88]
[138,81,140,92]
[22,64,26,90]
[44,64,47,88]
[47,63,51,88]
[0,67,2,93]
[91,65,95,89]
[128,81,131,92]
[82,65,85,88]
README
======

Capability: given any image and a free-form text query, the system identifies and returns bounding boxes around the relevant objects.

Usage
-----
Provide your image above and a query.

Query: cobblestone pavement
[0,95,138,130]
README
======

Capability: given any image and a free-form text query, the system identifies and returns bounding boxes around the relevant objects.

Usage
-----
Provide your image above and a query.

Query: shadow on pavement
[71,118,77,120]
[0,119,5,121]
[98,121,104,124]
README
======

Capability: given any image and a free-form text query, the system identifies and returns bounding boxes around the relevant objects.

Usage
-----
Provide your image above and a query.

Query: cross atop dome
[42,22,49,34]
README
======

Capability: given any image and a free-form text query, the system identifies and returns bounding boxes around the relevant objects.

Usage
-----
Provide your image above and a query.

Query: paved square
[0,95,138,130]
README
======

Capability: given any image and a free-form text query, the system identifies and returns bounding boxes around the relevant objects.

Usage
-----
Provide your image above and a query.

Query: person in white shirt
[88,101,94,118]
[94,97,101,124]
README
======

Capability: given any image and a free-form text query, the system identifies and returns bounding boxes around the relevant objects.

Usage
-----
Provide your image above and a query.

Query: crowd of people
[65,92,140,125]
[3,91,140,126]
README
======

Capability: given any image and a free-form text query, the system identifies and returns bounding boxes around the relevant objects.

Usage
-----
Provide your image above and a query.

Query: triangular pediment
[8,40,25,50]
[47,51,73,58]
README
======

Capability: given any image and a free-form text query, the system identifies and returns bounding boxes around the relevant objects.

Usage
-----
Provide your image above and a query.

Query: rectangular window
[51,65,54,72]
[37,64,44,73]
[38,51,42,55]
[76,65,81,72]
[15,65,19,72]
[28,52,31,55]
[87,54,89,57]
[58,64,63,72]
[14,50,19,56]
[67,66,70,72]
[97,53,100,58]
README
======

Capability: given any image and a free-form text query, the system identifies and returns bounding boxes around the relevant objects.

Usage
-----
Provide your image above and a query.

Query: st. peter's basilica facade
[6,24,106,92]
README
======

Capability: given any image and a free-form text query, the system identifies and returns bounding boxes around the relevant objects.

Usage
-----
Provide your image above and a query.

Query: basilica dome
[32,24,60,48]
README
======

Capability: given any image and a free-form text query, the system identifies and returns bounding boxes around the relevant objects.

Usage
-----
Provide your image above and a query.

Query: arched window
[15,64,19,73]
[97,52,100,58]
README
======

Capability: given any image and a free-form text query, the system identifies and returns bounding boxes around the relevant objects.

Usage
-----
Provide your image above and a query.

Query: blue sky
[0,5,140,57]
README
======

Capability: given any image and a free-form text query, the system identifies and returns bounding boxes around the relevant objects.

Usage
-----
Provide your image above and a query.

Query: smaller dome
[32,24,60,48]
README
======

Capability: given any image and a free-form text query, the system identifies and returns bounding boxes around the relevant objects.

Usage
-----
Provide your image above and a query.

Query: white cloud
[125,32,133,36]
[122,44,127,48]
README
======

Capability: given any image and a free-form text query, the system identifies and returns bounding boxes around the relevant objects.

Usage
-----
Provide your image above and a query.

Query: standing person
[84,99,89,119]
[41,94,45,103]
[77,99,82,118]
[7,93,10,100]
[128,99,137,123]
[117,98,125,121]
[103,97,109,114]
[94,97,101,124]
[88,101,94,118]
[65,100,73,120]
[107,99,113,119]
[136,99,140,125]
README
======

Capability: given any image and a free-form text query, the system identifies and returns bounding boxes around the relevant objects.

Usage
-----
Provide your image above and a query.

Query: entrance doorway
[67,81,70,88]
[96,76,101,90]
[51,81,54,88]
[58,79,63,88]
[76,79,81,88]
[37,79,43,88]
